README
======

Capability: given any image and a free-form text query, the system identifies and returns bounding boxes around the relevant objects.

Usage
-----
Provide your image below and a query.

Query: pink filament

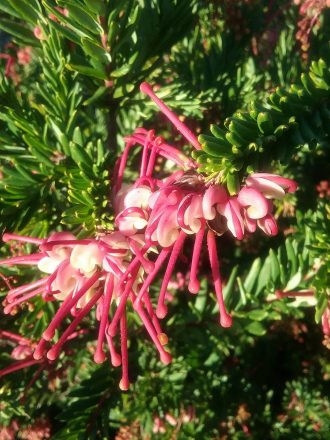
[188,221,205,294]
[33,338,48,360]
[134,248,171,305]
[108,276,136,337]
[40,239,93,251]
[140,82,201,150]
[146,139,159,177]
[47,290,103,361]
[0,330,31,345]
[0,358,43,378]
[129,240,154,273]
[143,292,164,336]
[177,194,194,231]
[105,332,121,367]
[140,130,154,177]
[94,275,114,364]
[156,231,187,319]
[7,276,49,302]
[115,140,134,193]
[42,271,101,341]
[4,286,46,314]
[207,231,232,328]
[135,302,172,364]
[119,309,129,390]
[105,330,121,367]
[0,253,45,265]
[2,233,43,244]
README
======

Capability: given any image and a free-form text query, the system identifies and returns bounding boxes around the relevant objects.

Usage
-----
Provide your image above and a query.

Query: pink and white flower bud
[257,214,278,236]
[70,243,103,276]
[237,187,269,220]
[165,413,177,426]
[202,185,228,220]
[246,173,297,199]
[218,197,244,240]
[11,344,33,360]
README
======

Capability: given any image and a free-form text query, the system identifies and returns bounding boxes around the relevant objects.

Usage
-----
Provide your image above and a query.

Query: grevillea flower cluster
[0,83,298,389]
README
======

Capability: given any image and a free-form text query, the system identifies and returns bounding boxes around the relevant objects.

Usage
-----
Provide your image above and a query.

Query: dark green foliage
[197,58,330,193]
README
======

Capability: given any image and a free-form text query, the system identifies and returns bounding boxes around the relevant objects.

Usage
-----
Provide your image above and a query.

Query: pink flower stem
[134,248,171,306]
[119,309,129,390]
[0,358,43,378]
[2,233,44,244]
[42,271,102,341]
[140,82,201,150]
[207,231,232,328]
[188,221,205,294]
[94,275,114,364]
[47,289,103,361]
[134,302,172,364]
[156,231,187,319]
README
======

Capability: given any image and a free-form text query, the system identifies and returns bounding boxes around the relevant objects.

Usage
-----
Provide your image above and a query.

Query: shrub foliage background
[0,1,329,438]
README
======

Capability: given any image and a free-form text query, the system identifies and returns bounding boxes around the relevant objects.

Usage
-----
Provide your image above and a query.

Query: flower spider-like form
[0,82,297,389]
[112,82,297,333]
[0,231,171,390]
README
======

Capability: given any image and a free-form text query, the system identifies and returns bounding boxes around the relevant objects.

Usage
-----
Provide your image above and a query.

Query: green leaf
[0,18,37,45]
[257,112,273,134]
[226,173,239,195]
[284,272,302,292]
[246,321,266,336]
[66,2,103,35]
[7,0,39,23]
[249,310,268,321]
[66,64,106,80]
[244,258,261,293]
[81,38,110,64]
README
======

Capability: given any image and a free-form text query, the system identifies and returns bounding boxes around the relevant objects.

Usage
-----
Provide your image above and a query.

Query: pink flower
[152,416,166,434]
[0,230,174,390]
[17,47,31,65]
[0,82,298,390]
[322,308,330,336]
[246,173,297,199]
[33,26,46,40]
